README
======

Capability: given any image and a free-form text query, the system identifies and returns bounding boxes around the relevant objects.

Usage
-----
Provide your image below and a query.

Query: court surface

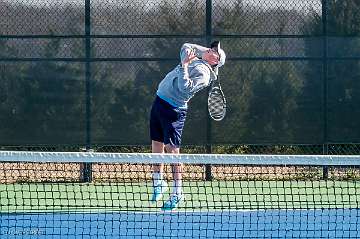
[1,153,360,238]
[1,209,359,238]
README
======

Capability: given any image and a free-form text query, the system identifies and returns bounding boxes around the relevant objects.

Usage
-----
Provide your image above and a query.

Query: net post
[80,162,93,183]
[322,143,329,180]
[79,148,93,183]
[205,145,213,181]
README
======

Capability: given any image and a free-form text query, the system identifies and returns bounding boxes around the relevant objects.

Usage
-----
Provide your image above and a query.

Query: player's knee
[165,144,179,154]
[152,140,164,153]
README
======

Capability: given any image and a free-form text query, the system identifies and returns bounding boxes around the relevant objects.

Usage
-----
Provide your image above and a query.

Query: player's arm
[180,43,209,64]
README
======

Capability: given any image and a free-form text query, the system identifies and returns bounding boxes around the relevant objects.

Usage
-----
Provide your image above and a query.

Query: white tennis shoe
[162,193,184,210]
[151,180,168,202]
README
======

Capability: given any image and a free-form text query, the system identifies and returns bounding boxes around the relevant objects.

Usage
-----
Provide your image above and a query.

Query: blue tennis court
[1,209,359,238]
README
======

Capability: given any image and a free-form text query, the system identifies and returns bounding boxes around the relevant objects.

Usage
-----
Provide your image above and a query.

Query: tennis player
[150,42,226,210]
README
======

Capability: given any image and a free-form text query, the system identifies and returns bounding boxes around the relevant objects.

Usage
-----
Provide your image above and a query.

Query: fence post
[322,0,329,180]
[205,0,213,181]
[82,0,92,183]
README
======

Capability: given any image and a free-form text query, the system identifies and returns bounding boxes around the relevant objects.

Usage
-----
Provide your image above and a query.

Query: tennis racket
[208,78,226,121]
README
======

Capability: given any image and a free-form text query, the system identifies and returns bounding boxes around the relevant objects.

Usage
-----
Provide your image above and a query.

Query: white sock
[173,180,182,195]
[153,172,163,186]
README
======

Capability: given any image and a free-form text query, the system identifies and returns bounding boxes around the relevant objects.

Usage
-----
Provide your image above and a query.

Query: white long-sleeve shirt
[156,43,217,109]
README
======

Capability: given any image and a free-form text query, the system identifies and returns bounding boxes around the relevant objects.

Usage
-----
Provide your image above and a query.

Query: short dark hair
[210,41,220,49]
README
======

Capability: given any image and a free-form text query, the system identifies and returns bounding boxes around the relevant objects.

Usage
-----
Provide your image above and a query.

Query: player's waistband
[155,94,188,110]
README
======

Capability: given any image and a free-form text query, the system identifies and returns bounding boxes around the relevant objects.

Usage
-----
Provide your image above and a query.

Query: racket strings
[208,88,226,120]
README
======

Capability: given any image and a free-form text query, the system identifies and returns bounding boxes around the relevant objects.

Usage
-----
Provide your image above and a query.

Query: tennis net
[0,151,360,238]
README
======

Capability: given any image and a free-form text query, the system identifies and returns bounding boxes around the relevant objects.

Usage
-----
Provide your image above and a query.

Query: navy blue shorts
[150,96,187,148]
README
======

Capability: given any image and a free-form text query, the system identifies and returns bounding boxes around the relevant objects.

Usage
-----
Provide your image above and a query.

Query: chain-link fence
[1,0,360,155]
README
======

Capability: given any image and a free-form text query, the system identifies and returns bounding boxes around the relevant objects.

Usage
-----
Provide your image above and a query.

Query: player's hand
[182,49,197,67]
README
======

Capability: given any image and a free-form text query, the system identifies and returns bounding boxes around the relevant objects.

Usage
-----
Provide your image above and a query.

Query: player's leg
[151,140,168,202]
[153,97,187,209]
[162,127,186,210]
[150,98,168,202]
[162,143,184,210]
[165,145,183,196]
[152,139,164,173]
